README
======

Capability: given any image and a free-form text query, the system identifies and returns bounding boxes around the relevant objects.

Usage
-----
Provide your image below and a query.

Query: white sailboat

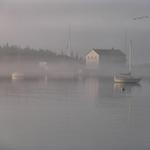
[114,40,141,83]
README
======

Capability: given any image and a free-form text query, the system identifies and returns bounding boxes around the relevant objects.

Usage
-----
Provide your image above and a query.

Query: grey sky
[0,0,150,64]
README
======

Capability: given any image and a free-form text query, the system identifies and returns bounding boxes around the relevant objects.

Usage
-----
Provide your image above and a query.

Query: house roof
[93,48,125,56]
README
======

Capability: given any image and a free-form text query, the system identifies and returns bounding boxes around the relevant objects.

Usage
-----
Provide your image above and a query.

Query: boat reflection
[113,82,141,96]
[84,77,141,99]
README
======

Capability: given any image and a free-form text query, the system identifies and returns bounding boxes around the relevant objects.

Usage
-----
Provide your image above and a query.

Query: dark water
[0,77,150,150]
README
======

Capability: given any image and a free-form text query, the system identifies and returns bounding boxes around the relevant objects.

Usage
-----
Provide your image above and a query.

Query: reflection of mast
[128,98,132,125]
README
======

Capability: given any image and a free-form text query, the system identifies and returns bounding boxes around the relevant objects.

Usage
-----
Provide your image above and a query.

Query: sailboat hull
[114,40,141,84]
[114,75,141,83]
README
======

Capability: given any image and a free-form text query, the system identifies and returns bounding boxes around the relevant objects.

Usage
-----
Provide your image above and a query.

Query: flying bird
[133,16,149,20]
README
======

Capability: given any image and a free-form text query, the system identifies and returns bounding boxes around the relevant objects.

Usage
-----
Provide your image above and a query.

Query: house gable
[86,50,100,65]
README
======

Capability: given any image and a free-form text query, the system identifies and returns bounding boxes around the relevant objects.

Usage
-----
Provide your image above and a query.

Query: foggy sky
[0,0,150,64]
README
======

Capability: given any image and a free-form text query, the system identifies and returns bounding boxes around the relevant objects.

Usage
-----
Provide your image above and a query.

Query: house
[85,48,126,65]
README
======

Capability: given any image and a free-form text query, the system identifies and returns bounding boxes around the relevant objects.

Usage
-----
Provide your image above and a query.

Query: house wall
[99,55,126,64]
[86,50,99,65]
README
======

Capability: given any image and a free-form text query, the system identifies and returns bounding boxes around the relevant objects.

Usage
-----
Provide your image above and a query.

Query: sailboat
[114,40,141,83]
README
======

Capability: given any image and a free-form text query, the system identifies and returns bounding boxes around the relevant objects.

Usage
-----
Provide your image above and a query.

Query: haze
[0,0,150,64]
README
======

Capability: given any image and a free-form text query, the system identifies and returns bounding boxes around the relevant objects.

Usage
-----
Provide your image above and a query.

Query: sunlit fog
[0,0,150,63]
[0,1,150,150]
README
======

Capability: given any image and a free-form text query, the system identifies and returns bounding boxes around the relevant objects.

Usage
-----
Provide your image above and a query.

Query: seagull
[133,16,149,20]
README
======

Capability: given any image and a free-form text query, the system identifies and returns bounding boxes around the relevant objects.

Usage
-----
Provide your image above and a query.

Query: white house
[86,49,100,65]
[86,48,126,65]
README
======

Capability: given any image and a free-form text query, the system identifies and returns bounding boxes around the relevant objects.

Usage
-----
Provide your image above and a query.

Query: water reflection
[0,77,142,108]
[84,77,141,99]
[0,77,148,150]
[0,77,142,100]
[113,83,141,97]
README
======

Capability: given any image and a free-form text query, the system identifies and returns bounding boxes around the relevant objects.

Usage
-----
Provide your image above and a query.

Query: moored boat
[114,40,141,84]
[11,72,24,80]
[114,73,141,83]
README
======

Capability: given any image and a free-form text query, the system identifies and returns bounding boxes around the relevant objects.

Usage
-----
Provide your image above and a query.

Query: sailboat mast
[66,25,72,56]
[129,40,133,74]
[68,25,72,56]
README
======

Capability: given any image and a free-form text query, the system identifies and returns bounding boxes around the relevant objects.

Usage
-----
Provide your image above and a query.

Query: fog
[0,0,150,64]
[0,60,85,80]
[0,59,148,81]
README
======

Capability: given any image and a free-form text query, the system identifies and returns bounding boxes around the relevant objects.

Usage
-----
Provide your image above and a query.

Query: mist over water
[0,60,83,79]
[0,58,149,150]
[0,59,149,80]
[0,1,150,149]
[0,75,149,150]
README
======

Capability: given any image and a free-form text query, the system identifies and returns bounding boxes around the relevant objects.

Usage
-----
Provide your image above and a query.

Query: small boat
[11,72,24,80]
[114,73,141,83]
[114,40,141,84]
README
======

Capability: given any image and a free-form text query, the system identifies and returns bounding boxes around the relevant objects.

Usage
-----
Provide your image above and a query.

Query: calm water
[0,77,150,150]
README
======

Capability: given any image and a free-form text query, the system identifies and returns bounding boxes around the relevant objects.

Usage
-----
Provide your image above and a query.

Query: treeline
[0,43,82,63]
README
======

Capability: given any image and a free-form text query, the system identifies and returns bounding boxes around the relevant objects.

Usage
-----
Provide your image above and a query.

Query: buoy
[121,87,125,91]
